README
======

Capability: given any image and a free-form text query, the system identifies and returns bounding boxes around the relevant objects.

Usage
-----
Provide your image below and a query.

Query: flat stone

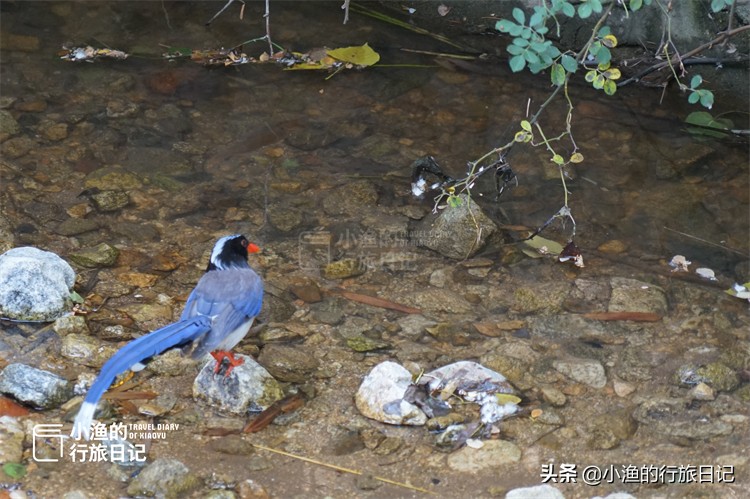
[553,358,607,389]
[447,439,521,472]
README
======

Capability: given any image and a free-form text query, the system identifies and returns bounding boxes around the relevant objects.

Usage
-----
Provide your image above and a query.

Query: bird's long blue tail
[71,316,211,440]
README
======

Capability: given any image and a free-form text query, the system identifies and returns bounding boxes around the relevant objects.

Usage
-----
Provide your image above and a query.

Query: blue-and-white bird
[71,234,263,440]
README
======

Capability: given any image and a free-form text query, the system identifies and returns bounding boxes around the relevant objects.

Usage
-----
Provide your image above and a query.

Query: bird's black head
[207,234,259,271]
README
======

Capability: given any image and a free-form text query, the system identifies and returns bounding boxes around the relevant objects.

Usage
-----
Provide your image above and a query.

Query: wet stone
[323,258,366,279]
[1,136,34,158]
[256,344,320,383]
[632,397,733,441]
[553,358,607,389]
[126,458,199,499]
[0,364,73,409]
[322,179,379,216]
[415,194,497,260]
[446,439,522,472]
[55,217,99,236]
[0,110,21,134]
[90,190,129,212]
[540,386,567,407]
[288,282,322,303]
[0,417,25,464]
[193,354,284,415]
[396,314,436,340]
[608,277,667,315]
[53,315,89,336]
[61,334,117,367]
[694,362,740,392]
[84,167,142,190]
[40,122,68,141]
[68,243,119,268]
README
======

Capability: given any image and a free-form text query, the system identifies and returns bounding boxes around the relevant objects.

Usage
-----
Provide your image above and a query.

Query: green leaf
[593,74,606,89]
[590,0,603,13]
[70,290,85,304]
[603,79,617,95]
[447,195,462,208]
[603,67,621,79]
[578,3,592,18]
[512,7,526,24]
[496,19,517,33]
[551,63,566,86]
[327,43,380,66]
[562,2,576,17]
[710,0,726,12]
[523,235,564,254]
[589,42,601,56]
[551,154,565,164]
[509,55,526,72]
[3,463,26,479]
[690,74,703,89]
[688,92,700,104]
[545,45,561,58]
[520,120,532,132]
[507,44,524,56]
[584,70,597,83]
[699,90,714,109]
[520,26,534,39]
[598,26,611,37]
[561,54,578,73]
[524,50,540,64]
[630,0,643,10]
[596,46,611,65]
[529,11,544,28]
[508,24,524,36]
[514,130,532,142]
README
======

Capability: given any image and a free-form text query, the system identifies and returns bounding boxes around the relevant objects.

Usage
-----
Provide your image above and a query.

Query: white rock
[0,247,76,321]
[505,484,564,499]
[355,361,426,425]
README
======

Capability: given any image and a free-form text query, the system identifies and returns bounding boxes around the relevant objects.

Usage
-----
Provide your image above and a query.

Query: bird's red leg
[211,351,244,377]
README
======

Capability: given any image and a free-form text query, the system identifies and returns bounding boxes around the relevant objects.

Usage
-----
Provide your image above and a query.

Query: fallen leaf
[473,320,525,337]
[326,43,380,66]
[0,396,30,417]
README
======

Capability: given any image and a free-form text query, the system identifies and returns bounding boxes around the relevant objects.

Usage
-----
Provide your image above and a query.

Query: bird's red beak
[247,243,260,254]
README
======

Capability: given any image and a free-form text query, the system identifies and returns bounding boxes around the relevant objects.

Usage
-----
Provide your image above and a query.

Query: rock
[0,247,76,321]
[90,190,130,212]
[288,282,322,303]
[608,277,667,315]
[346,335,390,352]
[689,382,715,400]
[193,354,284,415]
[0,110,20,134]
[613,378,636,397]
[694,362,740,392]
[126,458,199,499]
[355,361,426,425]
[53,315,89,336]
[505,484,565,499]
[236,478,270,498]
[40,122,68,141]
[84,167,142,191]
[540,386,567,407]
[54,217,100,236]
[256,344,320,383]
[0,416,25,464]
[429,268,450,287]
[446,439,522,472]
[322,179,379,215]
[587,407,637,450]
[553,358,607,389]
[632,397,733,440]
[416,194,497,259]
[68,243,120,268]
[322,258,366,279]
[0,364,73,409]
[60,334,117,367]
[396,314,436,340]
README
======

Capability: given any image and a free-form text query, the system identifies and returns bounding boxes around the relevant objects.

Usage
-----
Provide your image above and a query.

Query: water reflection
[1,1,747,279]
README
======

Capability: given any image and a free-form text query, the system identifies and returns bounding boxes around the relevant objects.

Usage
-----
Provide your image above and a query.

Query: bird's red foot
[211,351,244,377]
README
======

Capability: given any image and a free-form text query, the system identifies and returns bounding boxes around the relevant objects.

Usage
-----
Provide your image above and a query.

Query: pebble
[323,258,366,279]
[256,344,320,383]
[126,458,199,498]
[552,358,607,389]
[68,243,120,268]
[688,382,715,400]
[446,439,522,472]
[505,484,565,499]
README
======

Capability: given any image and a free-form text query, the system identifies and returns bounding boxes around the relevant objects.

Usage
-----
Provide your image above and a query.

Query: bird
[71,234,263,440]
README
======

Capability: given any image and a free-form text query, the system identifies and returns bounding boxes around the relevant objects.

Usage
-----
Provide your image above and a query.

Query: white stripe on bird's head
[208,234,258,271]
